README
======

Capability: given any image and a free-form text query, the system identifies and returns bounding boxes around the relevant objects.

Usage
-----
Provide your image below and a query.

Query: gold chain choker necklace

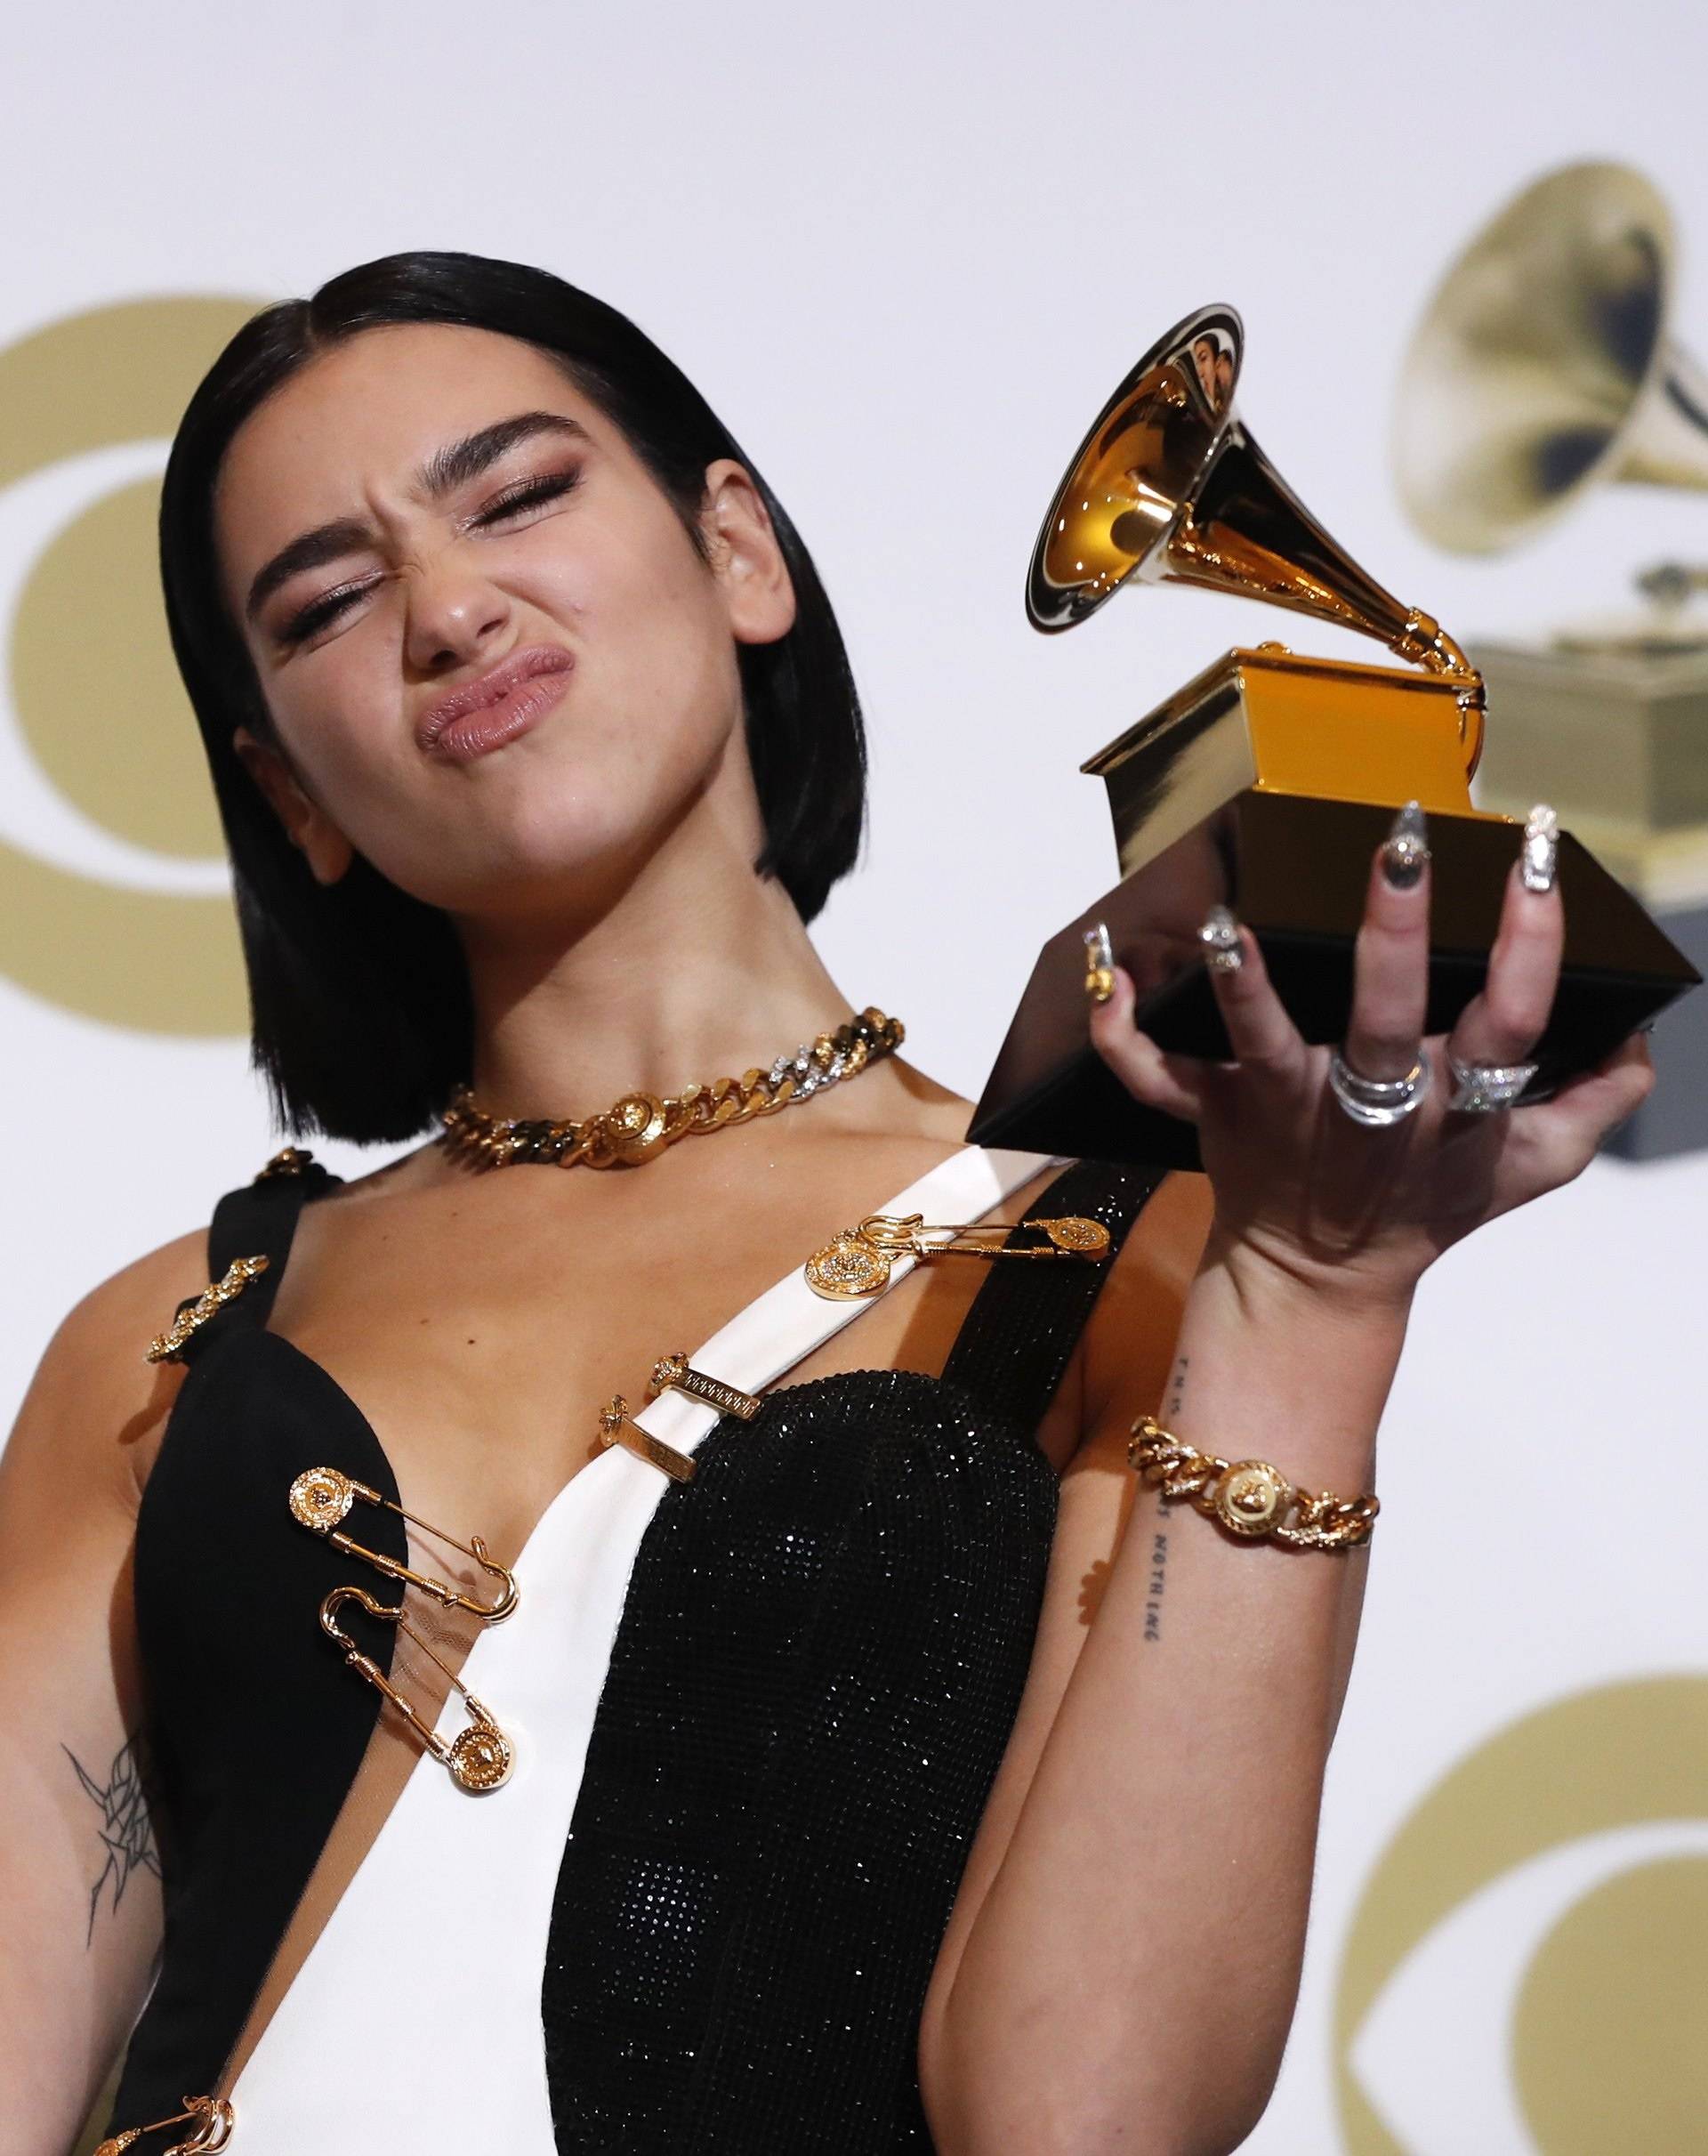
[440,1006,905,1170]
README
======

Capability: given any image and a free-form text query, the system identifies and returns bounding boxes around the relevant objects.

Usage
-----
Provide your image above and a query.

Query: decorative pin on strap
[648,1352,762,1422]
[804,1212,1111,1301]
[596,1397,697,1482]
[145,1255,270,1364]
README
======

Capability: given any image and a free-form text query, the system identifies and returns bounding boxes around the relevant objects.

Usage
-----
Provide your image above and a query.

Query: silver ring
[1327,1048,1432,1127]
[1446,1052,1539,1113]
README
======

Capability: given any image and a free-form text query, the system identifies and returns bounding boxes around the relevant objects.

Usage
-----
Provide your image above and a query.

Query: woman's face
[214,322,794,921]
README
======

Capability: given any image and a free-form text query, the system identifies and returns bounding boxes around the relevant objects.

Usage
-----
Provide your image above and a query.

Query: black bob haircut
[159,250,867,1145]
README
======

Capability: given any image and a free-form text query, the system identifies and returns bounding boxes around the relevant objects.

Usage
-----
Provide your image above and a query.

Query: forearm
[925,1257,1408,2156]
[0,1751,161,2156]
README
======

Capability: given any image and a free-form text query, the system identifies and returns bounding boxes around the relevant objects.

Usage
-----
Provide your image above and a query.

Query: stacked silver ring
[1446,1053,1539,1113]
[1327,1049,1432,1127]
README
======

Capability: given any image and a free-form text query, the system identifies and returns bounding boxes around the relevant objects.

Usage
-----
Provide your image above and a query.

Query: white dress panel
[229,1144,1053,2152]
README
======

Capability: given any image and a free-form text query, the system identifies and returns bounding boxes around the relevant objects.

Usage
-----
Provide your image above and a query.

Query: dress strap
[173,1148,344,1363]
[939,1157,1171,1434]
[624,1143,1056,1465]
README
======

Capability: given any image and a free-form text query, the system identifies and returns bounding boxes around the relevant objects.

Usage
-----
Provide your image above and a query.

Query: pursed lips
[415,644,575,753]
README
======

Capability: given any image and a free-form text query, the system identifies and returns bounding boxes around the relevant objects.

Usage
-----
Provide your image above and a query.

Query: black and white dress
[110,1142,1163,2151]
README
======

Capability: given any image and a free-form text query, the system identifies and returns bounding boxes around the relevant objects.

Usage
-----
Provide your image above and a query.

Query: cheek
[267,639,413,820]
[521,519,742,763]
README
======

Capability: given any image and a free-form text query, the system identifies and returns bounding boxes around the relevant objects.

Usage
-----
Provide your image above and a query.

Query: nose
[401,550,512,675]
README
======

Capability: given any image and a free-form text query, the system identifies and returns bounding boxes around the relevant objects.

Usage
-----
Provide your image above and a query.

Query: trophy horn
[1029,304,1483,768]
[1394,159,1708,554]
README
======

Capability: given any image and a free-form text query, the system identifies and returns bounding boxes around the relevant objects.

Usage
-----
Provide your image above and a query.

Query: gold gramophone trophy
[968,302,1701,1170]
[1394,158,1708,1161]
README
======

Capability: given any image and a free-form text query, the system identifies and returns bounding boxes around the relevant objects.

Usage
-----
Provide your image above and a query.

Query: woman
[0,253,1649,2156]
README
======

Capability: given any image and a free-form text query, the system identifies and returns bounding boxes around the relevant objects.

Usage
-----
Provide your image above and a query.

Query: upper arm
[921,1171,1211,2036]
[0,1225,207,2156]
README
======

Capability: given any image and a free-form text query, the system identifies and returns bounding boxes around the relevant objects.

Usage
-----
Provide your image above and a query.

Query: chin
[398,795,689,923]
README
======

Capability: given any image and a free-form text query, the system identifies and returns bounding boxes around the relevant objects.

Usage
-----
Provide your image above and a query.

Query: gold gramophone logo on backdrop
[1394,160,1708,1160]
[0,296,256,1036]
[1333,1676,1708,2154]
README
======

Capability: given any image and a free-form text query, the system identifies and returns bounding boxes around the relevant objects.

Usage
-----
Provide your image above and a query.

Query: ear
[231,726,356,885]
[699,459,796,647]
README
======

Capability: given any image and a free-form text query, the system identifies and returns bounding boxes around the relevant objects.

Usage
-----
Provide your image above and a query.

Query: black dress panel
[110,1160,407,2127]
[541,1159,1164,2151]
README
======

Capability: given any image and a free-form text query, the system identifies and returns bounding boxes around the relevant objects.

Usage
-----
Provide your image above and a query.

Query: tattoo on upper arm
[1143,1530,1169,1643]
[64,1734,160,1946]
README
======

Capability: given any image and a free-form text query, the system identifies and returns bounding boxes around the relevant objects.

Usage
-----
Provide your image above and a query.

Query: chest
[232,1137,1036,1571]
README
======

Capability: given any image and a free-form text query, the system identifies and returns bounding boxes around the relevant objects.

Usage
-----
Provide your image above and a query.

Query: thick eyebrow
[243,410,591,624]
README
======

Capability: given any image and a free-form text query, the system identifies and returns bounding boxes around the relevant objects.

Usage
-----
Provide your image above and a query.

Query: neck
[454,819,858,1119]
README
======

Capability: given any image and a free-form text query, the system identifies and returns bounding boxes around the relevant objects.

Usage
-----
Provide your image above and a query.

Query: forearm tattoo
[1141,1355,1186,1643]
[1143,1530,1169,1643]
[64,1733,160,1946]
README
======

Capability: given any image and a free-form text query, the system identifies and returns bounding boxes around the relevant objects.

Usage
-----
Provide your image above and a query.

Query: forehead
[214,322,602,569]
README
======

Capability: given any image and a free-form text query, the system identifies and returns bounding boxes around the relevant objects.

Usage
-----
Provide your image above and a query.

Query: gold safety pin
[318,1585,514,1794]
[94,2094,235,2155]
[596,1396,697,1482]
[286,1466,519,1623]
[805,1212,1111,1300]
[648,1352,762,1423]
[861,1213,1112,1260]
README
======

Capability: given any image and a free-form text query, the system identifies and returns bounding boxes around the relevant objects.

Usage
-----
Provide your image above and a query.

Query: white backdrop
[4,4,1706,2149]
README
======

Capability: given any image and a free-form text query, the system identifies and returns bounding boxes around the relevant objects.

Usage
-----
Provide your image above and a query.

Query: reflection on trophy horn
[970,303,1700,1174]
[1394,161,1708,1161]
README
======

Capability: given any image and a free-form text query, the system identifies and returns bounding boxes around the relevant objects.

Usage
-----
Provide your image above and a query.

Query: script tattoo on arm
[1142,1530,1169,1643]
[64,1733,160,1946]
[1142,1353,1187,1643]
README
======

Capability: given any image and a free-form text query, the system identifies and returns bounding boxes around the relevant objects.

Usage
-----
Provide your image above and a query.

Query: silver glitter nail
[1382,800,1430,890]
[1522,803,1559,893]
[1198,903,1243,973]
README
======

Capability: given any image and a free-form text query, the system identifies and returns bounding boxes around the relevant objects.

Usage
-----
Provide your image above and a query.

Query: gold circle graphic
[12,478,222,859]
[1513,1853,1708,2152]
[1333,1675,1708,2153]
[0,295,263,1034]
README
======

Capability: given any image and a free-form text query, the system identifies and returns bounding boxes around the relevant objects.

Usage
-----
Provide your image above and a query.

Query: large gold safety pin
[286,1466,519,1622]
[318,1586,514,1793]
[805,1212,1112,1300]
[94,2094,235,2155]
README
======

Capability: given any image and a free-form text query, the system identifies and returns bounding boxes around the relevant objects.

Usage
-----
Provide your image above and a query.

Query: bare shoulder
[2,1222,214,1510]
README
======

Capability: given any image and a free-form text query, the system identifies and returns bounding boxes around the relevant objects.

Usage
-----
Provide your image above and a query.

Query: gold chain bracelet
[1127,1416,1379,1551]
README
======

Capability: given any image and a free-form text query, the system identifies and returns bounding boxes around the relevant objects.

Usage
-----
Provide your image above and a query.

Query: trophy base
[969,791,1703,1172]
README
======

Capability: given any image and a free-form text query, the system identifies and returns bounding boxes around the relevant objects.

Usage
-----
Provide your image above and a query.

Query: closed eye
[471,468,582,526]
[274,469,584,648]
